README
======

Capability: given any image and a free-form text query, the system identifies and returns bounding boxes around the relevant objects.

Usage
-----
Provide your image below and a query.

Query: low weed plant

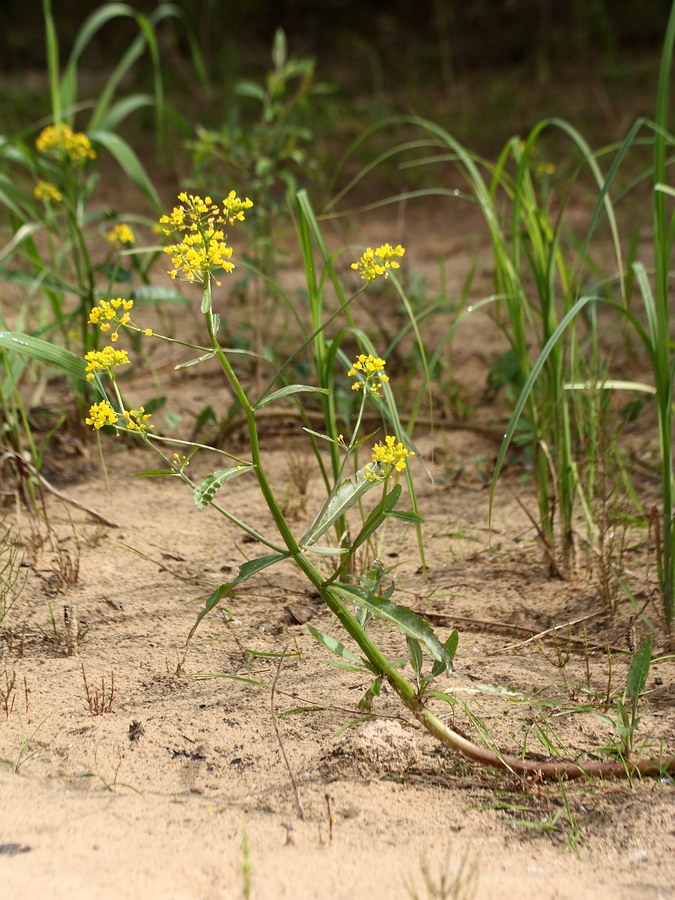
[44,188,671,780]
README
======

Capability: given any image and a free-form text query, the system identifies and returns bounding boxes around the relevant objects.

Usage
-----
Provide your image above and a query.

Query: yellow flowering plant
[75,188,675,782]
[350,243,405,282]
[0,0,209,508]
[0,117,163,364]
[82,190,476,767]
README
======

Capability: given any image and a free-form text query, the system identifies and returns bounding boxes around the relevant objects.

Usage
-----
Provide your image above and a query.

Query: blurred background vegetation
[1,0,671,159]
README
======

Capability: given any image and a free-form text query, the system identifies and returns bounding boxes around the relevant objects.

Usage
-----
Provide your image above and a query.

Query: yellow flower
[89,298,150,339]
[107,223,136,246]
[348,354,389,394]
[85,400,118,430]
[158,191,252,283]
[172,452,189,470]
[121,407,153,432]
[36,123,96,164]
[34,180,62,204]
[165,227,234,284]
[363,435,415,481]
[351,243,405,282]
[535,161,556,177]
[83,346,130,381]
[222,189,254,224]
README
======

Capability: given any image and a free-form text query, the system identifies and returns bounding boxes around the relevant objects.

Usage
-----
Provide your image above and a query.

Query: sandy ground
[0,425,673,900]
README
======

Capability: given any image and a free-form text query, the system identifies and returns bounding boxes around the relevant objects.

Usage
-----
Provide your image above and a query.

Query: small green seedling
[597,636,653,760]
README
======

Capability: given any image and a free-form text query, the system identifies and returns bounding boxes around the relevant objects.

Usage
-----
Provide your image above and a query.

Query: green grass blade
[60,3,136,119]
[89,130,160,208]
[96,95,154,132]
[88,34,147,131]
[42,0,61,122]
[0,223,44,267]
[0,333,86,381]
[488,294,597,531]
[252,385,329,410]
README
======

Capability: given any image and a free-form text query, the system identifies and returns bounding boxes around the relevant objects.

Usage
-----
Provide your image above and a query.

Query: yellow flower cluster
[84,400,153,432]
[222,189,254,224]
[166,228,234,284]
[89,298,152,341]
[348,354,389,394]
[351,243,405,282]
[172,452,189,470]
[158,191,252,284]
[535,161,556,177]
[107,224,136,246]
[363,435,414,481]
[121,407,153,432]
[35,123,96,164]
[34,180,62,203]
[85,400,118,430]
[84,346,130,381]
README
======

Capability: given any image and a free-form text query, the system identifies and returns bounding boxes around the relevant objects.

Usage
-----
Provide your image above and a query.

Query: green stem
[204,288,301,557]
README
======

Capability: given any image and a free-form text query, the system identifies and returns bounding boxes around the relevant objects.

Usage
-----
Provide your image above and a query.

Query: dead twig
[491,611,620,655]
[64,604,78,657]
[4,452,118,528]
[416,610,624,655]
[81,665,115,715]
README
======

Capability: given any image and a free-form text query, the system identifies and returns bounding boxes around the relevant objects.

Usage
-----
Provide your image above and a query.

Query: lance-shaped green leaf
[188,552,289,642]
[303,427,378,449]
[430,630,460,679]
[0,332,86,381]
[359,557,385,598]
[97,94,154,131]
[253,384,329,409]
[355,557,387,628]
[407,637,424,679]
[307,625,372,671]
[0,268,71,294]
[301,467,375,548]
[193,464,254,509]
[627,636,653,703]
[0,223,43,266]
[302,427,338,444]
[386,509,425,524]
[427,689,457,708]
[331,582,455,675]
[323,659,370,673]
[175,350,216,371]
[337,487,401,571]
